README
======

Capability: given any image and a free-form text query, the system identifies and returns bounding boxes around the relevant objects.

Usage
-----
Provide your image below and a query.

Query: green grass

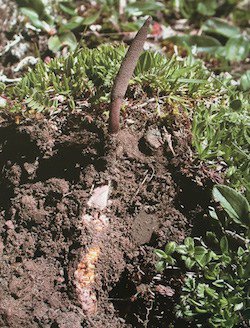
[5,45,214,112]
[192,94,250,196]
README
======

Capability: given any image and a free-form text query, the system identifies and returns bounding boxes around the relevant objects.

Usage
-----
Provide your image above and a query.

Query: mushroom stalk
[109,17,152,134]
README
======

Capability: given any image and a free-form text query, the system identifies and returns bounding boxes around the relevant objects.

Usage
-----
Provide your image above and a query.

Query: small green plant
[192,90,250,194]
[167,17,250,63]
[170,0,248,23]
[16,0,101,52]
[4,43,219,113]
[155,184,250,327]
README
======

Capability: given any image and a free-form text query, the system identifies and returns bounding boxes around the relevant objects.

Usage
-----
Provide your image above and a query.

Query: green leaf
[183,309,196,317]
[202,18,241,38]
[224,36,250,62]
[205,263,221,280]
[220,296,228,308]
[195,306,208,313]
[59,3,76,16]
[237,264,245,277]
[59,16,84,32]
[190,299,203,307]
[209,207,219,221]
[212,185,250,227]
[167,35,221,53]
[48,32,77,52]
[240,70,250,91]
[194,246,207,265]
[48,35,61,52]
[165,241,176,255]
[176,244,187,255]
[221,254,232,265]
[20,7,45,29]
[197,283,205,297]
[183,277,196,291]
[154,249,166,258]
[82,10,101,25]
[205,286,218,299]
[155,260,165,272]
[194,246,207,256]
[17,0,45,15]
[212,279,224,288]
[185,257,196,269]
[125,1,164,16]
[206,231,219,244]
[234,302,244,311]
[220,236,229,254]
[237,246,245,257]
[184,237,195,252]
[197,0,217,16]
[165,255,176,266]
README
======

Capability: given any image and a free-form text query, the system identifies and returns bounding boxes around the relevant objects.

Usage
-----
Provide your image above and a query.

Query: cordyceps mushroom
[108,17,152,134]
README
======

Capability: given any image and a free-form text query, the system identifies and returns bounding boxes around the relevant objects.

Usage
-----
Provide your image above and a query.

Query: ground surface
[0,106,220,327]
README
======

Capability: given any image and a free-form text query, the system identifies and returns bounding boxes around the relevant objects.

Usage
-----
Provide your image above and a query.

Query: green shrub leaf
[167,35,221,54]
[82,10,101,25]
[185,257,196,269]
[212,185,250,227]
[224,36,250,62]
[165,241,176,255]
[20,7,45,29]
[17,0,45,15]
[202,18,240,38]
[154,249,166,258]
[155,260,165,272]
[184,237,195,252]
[220,236,229,254]
[240,70,250,91]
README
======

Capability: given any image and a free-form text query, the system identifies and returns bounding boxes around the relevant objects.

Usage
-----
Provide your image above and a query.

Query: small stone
[145,128,163,150]
[23,162,37,176]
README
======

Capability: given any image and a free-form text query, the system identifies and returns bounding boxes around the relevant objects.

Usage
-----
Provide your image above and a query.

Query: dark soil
[0,107,221,328]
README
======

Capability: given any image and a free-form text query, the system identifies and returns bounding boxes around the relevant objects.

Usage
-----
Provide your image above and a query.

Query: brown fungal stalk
[108,17,152,134]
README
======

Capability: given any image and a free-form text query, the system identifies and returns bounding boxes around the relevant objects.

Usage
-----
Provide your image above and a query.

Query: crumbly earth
[0,108,221,328]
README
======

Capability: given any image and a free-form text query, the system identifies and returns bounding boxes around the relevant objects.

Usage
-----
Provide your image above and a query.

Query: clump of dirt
[0,107,221,327]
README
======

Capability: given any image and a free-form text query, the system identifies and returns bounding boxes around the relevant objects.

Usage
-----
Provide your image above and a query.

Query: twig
[13,56,38,72]
[130,97,157,110]
[0,34,23,57]
[144,300,154,327]
[224,229,249,246]
[109,17,152,134]
[133,166,155,199]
